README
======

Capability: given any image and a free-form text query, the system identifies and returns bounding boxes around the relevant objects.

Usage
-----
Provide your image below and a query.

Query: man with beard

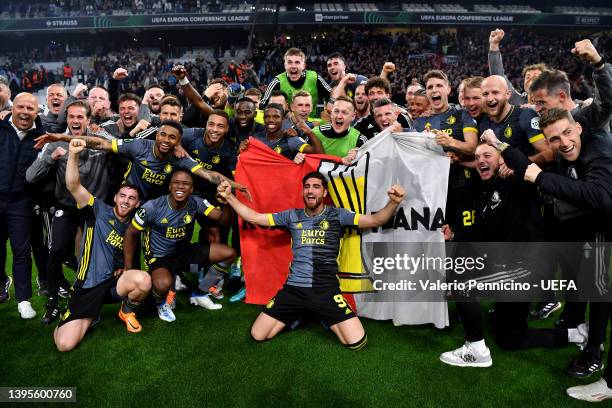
[124,170,236,318]
[439,139,589,368]
[479,75,552,165]
[54,139,149,351]
[488,28,550,105]
[27,100,114,325]
[0,93,44,319]
[40,83,67,133]
[142,84,165,116]
[171,64,228,127]
[326,53,367,100]
[261,48,332,117]
[217,172,405,349]
[413,70,478,242]
[226,97,264,145]
[354,77,411,143]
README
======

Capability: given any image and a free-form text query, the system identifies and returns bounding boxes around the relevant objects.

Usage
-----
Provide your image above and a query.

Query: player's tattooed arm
[193,168,252,201]
[34,133,113,151]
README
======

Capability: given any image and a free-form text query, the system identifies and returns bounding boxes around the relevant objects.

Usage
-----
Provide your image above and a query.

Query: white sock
[469,339,487,354]
[568,328,583,343]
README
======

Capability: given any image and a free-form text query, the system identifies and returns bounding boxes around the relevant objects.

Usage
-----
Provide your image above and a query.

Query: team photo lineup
[1,1,612,405]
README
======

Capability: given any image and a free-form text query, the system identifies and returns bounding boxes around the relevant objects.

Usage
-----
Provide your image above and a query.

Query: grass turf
[1,266,605,408]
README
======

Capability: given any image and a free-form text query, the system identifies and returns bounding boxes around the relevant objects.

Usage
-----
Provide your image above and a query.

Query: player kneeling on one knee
[217,171,405,349]
[54,139,151,352]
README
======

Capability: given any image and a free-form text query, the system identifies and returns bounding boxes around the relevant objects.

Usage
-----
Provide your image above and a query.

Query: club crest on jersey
[319,220,330,230]
[446,115,456,125]
[274,146,283,154]
[425,122,432,130]
[504,125,512,138]
[164,164,173,173]
[212,155,221,164]
[183,214,192,224]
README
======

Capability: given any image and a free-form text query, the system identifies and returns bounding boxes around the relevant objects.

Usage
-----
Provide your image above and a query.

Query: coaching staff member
[0,93,44,319]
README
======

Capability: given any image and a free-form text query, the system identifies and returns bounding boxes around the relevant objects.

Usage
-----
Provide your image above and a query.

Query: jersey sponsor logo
[301,229,326,245]
[108,219,115,226]
[446,115,456,125]
[142,168,167,185]
[165,225,187,239]
[105,229,124,249]
[273,146,283,154]
[140,160,148,166]
[183,214,192,224]
[161,218,168,224]
[569,167,578,180]
[530,117,539,130]
[211,155,221,164]
[504,125,513,138]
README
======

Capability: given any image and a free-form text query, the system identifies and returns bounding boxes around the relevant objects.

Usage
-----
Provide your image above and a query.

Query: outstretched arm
[65,139,93,208]
[34,133,113,151]
[357,185,406,229]
[217,181,269,226]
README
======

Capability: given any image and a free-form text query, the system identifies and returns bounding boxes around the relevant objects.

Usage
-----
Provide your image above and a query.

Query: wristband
[593,57,605,69]
[178,77,190,86]
[494,140,509,152]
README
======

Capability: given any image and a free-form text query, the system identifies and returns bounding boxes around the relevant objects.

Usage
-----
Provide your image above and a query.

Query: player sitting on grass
[217,172,405,350]
[123,170,235,321]
[54,139,151,352]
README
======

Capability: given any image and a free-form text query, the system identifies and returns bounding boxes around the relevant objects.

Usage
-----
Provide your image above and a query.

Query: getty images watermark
[362,241,610,302]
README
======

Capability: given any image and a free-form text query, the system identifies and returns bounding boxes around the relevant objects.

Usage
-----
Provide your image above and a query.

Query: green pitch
[1,277,603,407]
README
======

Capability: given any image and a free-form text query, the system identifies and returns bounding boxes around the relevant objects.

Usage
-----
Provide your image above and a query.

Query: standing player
[35,120,249,202]
[123,170,236,319]
[479,75,552,165]
[261,48,332,117]
[217,173,406,349]
[354,77,411,143]
[326,53,367,99]
[54,139,150,352]
[413,70,479,242]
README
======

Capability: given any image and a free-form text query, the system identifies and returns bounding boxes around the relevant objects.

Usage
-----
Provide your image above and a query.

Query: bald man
[479,75,552,166]
[0,93,45,319]
[41,83,67,133]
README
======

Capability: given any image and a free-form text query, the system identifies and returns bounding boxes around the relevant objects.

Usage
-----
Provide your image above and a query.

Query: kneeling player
[55,139,151,352]
[217,172,405,349]
[123,170,235,321]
